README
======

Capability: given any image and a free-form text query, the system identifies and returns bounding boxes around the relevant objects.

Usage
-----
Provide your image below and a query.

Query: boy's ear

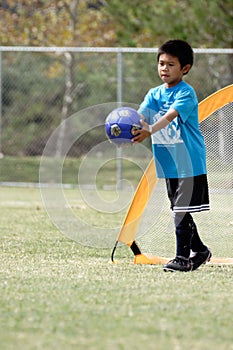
[182,64,191,74]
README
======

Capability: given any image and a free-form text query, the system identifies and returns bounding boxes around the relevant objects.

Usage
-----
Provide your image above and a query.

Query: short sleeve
[171,89,198,123]
[138,88,159,124]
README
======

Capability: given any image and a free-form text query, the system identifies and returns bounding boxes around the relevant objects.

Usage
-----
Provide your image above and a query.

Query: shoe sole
[163,267,175,272]
[203,251,212,265]
[163,267,192,272]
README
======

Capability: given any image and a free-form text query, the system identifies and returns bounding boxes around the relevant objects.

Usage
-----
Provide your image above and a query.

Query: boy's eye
[159,62,175,67]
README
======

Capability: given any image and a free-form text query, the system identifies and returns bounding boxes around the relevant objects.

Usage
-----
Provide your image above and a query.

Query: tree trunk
[55,52,74,157]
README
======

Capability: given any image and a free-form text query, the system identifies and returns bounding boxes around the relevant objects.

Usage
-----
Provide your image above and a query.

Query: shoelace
[173,257,189,266]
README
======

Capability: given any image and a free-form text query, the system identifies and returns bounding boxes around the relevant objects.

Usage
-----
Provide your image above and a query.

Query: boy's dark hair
[157,40,194,73]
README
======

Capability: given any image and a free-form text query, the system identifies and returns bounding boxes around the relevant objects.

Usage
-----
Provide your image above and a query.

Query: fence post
[116,51,123,189]
[0,51,2,157]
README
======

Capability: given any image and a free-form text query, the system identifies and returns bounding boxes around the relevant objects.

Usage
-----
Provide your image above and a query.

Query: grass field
[1,186,233,350]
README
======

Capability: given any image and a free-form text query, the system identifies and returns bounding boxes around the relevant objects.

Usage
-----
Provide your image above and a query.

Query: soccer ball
[105,107,141,145]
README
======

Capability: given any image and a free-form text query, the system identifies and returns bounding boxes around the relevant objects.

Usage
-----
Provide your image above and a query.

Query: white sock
[190,250,197,258]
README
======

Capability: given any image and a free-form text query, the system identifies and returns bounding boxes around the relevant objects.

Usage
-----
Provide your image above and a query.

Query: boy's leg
[163,212,193,272]
[190,219,211,270]
[164,176,211,271]
[174,212,193,259]
[190,218,207,253]
[164,179,192,271]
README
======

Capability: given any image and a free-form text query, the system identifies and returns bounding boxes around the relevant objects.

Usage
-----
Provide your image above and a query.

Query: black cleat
[190,248,212,271]
[163,256,192,272]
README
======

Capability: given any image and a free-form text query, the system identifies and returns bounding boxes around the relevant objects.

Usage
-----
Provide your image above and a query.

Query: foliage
[185,0,233,48]
[103,0,233,48]
[2,53,64,155]
[0,0,115,46]
[0,0,232,48]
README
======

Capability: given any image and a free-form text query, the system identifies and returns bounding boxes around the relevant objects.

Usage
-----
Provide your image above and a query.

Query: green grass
[0,187,233,350]
[0,156,146,187]
[0,157,42,183]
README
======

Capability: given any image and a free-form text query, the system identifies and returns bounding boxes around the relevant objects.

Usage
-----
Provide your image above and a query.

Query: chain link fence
[0,47,232,257]
[0,47,232,183]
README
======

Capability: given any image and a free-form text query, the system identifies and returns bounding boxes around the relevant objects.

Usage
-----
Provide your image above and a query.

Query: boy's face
[158,53,190,88]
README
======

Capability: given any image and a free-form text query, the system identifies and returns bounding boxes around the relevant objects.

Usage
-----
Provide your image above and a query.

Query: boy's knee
[174,212,193,229]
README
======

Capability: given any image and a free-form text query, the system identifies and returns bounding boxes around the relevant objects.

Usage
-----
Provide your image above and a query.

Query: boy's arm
[132,108,178,143]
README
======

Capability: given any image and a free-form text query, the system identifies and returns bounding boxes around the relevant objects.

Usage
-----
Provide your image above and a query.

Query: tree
[103,0,233,48]
[0,0,115,46]
[1,0,232,48]
[0,0,116,155]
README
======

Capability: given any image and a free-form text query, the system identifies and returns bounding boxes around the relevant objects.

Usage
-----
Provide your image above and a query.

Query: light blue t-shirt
[138,80,207,178]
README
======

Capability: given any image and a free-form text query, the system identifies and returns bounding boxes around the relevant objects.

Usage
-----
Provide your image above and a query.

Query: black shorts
[165,174,210,213]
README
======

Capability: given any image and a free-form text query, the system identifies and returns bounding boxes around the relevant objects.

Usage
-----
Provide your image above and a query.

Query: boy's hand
[131,119,151,143]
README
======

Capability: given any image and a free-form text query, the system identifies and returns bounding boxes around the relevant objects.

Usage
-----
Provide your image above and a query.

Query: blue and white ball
[105,107,141,145]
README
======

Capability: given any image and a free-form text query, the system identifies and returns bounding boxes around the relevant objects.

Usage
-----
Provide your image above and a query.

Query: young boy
[133,39,211,272]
